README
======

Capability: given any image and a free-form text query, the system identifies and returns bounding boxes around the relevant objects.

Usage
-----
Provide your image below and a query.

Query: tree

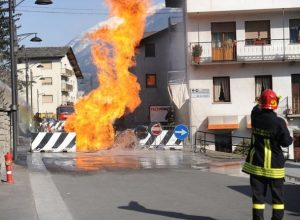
[0,0,23,90]
[0,0,11,86]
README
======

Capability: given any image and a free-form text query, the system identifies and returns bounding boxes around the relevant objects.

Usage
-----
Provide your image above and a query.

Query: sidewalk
[196,150,300,184]
[0,164,38,220]
[285,160,300,184]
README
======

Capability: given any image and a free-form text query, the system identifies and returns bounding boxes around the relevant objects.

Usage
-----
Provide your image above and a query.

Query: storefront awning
[246,115,251,128]
[208,115,239,130]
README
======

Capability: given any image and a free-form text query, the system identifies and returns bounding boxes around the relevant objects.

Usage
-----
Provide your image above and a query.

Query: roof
[142,31,160,39]
[141,28,169,42]
[141,22,182,42]
[17,47,83,79]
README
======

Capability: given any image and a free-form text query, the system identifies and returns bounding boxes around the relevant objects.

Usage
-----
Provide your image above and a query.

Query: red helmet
[259,89,279,110]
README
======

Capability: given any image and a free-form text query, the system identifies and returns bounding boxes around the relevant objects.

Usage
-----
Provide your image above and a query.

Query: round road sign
[150,123,162,136]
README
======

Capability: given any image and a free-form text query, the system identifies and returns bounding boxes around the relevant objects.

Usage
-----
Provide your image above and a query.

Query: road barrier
[31,132,76,153]
[39,120,65,132]
[31,127,186,152]
[138,129,183,150]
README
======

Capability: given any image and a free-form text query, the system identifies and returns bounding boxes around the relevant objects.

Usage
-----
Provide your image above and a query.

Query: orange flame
[65,0,150,151]
[75,154,140,171]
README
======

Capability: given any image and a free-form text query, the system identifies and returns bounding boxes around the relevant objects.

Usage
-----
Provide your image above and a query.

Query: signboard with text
[191,88,210,98]
[149,105,171,123]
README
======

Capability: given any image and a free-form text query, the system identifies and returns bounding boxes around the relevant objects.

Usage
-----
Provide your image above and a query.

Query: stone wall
[0,81,11,181]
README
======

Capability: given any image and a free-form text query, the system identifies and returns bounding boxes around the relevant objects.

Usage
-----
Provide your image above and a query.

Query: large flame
[65,0,150,151]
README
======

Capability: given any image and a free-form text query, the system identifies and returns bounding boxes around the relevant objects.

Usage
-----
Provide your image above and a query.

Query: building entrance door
[293,130,300,161]
[211,22,236,62]
[291,74,300,114]
[215,132,232,153]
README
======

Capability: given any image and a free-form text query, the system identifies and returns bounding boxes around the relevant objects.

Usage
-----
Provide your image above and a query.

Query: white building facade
[17,47,83,119]
[167,0,300,159]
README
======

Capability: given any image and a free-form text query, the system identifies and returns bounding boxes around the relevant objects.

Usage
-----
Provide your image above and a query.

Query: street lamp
[35,0,53,5]
[30,72,44,116]
[8,0,53,159]
[18,34,43,108]
[36,89,45,115]
[17,33,42,43]
[30,74,44,132]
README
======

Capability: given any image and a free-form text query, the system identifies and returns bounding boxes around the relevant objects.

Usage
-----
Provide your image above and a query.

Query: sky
[17,0,164,48]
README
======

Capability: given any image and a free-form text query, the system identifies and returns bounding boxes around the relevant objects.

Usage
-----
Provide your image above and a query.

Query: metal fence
[190,39,300,64]
[195,130,251,155]
[278,96,300,116]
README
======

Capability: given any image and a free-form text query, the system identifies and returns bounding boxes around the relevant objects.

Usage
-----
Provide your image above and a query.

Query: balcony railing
[191,39,300,65]
[61,82,73,92]
[278,96,300,117]
[61,68,73,77]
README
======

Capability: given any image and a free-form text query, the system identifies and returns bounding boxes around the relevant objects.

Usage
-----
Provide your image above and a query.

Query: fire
[65,0,150,151]
[75,154,140,171]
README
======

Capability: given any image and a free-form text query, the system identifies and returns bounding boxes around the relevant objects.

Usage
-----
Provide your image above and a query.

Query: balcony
[186,0,300,13]
[278,96,300,118]
[190,39,300,65]
[61,82,73,93]
[61,68,74,77]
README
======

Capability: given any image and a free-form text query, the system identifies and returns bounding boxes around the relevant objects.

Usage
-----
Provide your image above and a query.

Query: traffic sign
[151,123,162,136]
[174,124,189,140]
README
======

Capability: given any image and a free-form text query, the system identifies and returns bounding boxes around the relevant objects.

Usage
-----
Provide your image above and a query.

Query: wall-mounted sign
[150,105,172,123]
[191,88,210,98]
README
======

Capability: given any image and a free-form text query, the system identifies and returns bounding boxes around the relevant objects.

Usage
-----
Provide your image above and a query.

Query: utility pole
[8,0,18,159]
[25,57,29,107]
[8,0,51,159]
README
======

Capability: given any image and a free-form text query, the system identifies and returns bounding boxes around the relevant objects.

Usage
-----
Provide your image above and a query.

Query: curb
[285,175,300,185]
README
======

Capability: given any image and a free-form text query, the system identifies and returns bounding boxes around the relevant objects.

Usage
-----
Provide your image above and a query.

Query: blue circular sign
[174,124,189,140]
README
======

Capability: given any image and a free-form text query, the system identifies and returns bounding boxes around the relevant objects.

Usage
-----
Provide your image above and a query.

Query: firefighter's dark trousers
[250,175,284,220]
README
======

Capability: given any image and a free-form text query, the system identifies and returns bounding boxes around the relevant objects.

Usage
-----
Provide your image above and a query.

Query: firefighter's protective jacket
[242,105,293,179]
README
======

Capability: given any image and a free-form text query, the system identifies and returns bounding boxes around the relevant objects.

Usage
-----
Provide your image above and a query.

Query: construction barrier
[31,128,184,153]
[138,129,183,150]
[31,132,76,153]
[40,120,65,132]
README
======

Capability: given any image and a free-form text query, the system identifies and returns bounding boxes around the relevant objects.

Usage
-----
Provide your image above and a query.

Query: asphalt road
[26,150,300,220]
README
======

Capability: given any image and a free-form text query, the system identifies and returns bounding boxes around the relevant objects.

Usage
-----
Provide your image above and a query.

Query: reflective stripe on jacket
[242,105,293,179]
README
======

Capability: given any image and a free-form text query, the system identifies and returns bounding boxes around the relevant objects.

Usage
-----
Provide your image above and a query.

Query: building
[166,0,300,159]
[119,20,189,129]
[17,47,83,119]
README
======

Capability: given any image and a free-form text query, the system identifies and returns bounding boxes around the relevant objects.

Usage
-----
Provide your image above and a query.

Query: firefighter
[165,107,175,126]
[242,89,293,220]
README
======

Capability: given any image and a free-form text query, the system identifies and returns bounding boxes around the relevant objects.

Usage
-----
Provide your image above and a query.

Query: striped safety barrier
[31,129,183,153]
[31,132,76,153]
[40,120,65,132]
[138,129,183,150]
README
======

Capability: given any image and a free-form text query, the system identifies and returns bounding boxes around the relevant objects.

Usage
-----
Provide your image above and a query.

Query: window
[211,22,237,61]
[213,77,230,102]
[41,61,52,69]
[245,20,270,45]
[255,75,272,98]
[42,95,53,103]
[42,77,52,85]
[211,22,236,48]
[290,19,300,43]
[145,43,155,57]
[146,74,157,88]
